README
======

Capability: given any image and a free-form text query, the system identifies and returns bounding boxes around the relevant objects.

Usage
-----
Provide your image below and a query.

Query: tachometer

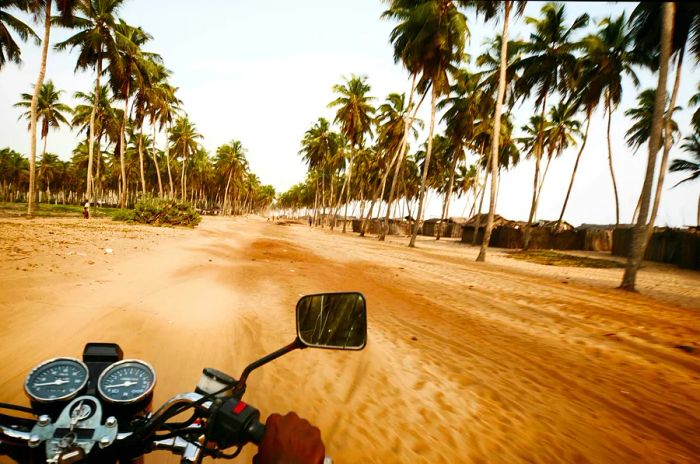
[97,359,156,404]
[24,358,89,403]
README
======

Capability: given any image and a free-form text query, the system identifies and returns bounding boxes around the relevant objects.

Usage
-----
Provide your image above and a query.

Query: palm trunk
[376,145,403,235]
[361,184,380,237]
[536,151,553,205]
[556,111,591,229]
[472,167,489,245]
[138,130,147,196]
[165,121,174,198]
[341,150,354,233]
[86,57,102,206]
[95,132,102,202]
[523,95,548,250]
[477,0,511,261]
[644,47,684,248]
[606,93,621,226]
[621,2,674,290]
[27,0,52,216]
[437,146,460,241]
[321,174,326,227]
[181,152,186,200]
[409,85,438,248]
[119,80,130,209]
[331,171,348,231]
[152,123,163,197]
[381,75,423,241]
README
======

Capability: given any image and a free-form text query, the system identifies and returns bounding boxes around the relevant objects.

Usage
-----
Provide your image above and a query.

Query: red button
[232,401,247,415]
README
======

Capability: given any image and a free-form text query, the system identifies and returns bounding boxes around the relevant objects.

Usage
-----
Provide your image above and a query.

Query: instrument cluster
[24,357,156,407]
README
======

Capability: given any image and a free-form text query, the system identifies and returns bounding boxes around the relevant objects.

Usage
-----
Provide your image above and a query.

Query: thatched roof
[464,214,514,227]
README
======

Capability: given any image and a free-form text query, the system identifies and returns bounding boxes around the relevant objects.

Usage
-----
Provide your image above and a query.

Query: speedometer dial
[97,360,156,404]
[24,358,89,403]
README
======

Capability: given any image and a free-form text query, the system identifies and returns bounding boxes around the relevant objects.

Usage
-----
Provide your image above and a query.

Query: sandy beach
[0,216,698,463]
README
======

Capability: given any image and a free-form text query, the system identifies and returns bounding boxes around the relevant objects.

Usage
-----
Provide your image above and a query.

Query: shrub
[115,197,201,227]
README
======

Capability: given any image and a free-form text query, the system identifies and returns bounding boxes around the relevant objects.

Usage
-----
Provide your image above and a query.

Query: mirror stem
[236,338,305,392]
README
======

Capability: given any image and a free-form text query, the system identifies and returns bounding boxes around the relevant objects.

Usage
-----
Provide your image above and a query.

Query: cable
[0,403,36,415]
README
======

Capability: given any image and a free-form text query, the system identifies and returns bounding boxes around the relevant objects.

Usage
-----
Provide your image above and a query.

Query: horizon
[1,0,698,227]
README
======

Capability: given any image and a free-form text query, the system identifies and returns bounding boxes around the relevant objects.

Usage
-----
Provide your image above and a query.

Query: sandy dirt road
[0,216,699,463]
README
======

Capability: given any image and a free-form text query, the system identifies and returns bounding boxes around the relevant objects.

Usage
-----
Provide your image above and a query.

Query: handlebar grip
[246,419,266,445]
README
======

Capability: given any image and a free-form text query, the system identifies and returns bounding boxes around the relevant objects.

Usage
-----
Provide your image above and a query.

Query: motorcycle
[0,292,367,463]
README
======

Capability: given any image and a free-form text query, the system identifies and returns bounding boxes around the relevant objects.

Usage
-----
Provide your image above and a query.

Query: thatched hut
[612,227,700,270]
[461,214,512,244]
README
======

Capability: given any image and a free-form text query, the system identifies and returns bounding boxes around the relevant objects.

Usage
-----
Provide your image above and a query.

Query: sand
[0,216,698,463]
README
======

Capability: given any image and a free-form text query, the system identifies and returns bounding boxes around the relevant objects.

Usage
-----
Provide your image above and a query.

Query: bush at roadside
[114,197,201,227]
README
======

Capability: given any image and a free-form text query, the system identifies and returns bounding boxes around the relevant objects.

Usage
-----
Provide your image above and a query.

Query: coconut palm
[151,79,181,198]
[23,0,78,215]
[629,2,700,246]
[514,2,588,249]
[624,89,679,153]
[215,140,247,215]
[0,0,38,69]
[377,91,422,240]
[376,92,422,239]
[15,80,71,177]
[621,3,675,291]
[328,74,375,233]
[670,133,700,226]
[384,0,468,248]
[169,115,201,200]
[581,13,639,227]
[55,0,124,205]
[467,1,526,261]
[299,117,342,225]
[438,68,488,240]
[108,19,160,207]
[691,83,700,130]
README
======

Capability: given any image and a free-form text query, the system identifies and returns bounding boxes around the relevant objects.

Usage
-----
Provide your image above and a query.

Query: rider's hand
[253,412,325,464]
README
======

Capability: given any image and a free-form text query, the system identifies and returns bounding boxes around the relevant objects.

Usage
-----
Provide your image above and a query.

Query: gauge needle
[104,381,137,388]
[34,379,69,387]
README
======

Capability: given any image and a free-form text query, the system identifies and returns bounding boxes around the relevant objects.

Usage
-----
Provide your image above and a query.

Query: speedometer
[24,358,89,403]
[97,359,156,404]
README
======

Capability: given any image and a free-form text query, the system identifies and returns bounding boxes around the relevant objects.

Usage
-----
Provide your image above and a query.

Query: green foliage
[122,196,201,227]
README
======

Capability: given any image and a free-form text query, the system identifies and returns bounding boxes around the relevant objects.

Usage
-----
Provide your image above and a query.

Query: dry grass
[507,250,625,268]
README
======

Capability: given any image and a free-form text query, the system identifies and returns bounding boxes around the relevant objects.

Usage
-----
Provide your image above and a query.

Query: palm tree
[514,2,588,249]
[621,2,675,291]
[0,0,38,69]
[624,88,680,225]
[55,0,124,205]
[670,133,700,226]
[215,140,247,215]
[376,92,422,239]
[299,117,342,225]
[15,80,71,184]
[625,89,679,153]
[583,13,639,227]
[152,79,181,198]
[469,1,526,261]
[328,74,375,233]
[71,86,114,197]
[438,69,475,240]
[169,115,202,200]
[384,0,468,248]
[24,0,77,215]
[108,19,159,207]
[629,2,700,245]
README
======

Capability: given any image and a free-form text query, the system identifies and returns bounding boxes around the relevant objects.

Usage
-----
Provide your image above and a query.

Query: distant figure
[308,217,313,227]
[83,201,90,219]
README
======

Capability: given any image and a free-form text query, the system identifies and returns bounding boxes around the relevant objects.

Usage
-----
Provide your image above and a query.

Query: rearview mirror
[296,292,367,350]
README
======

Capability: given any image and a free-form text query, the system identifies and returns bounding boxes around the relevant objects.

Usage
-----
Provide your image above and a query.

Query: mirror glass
[296,292,367,350]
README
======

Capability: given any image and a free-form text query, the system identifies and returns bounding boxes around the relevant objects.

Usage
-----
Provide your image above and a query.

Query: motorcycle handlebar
[246,419,265,445]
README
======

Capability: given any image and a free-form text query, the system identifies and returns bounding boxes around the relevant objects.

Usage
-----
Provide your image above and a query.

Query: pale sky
[0,1,698,227]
